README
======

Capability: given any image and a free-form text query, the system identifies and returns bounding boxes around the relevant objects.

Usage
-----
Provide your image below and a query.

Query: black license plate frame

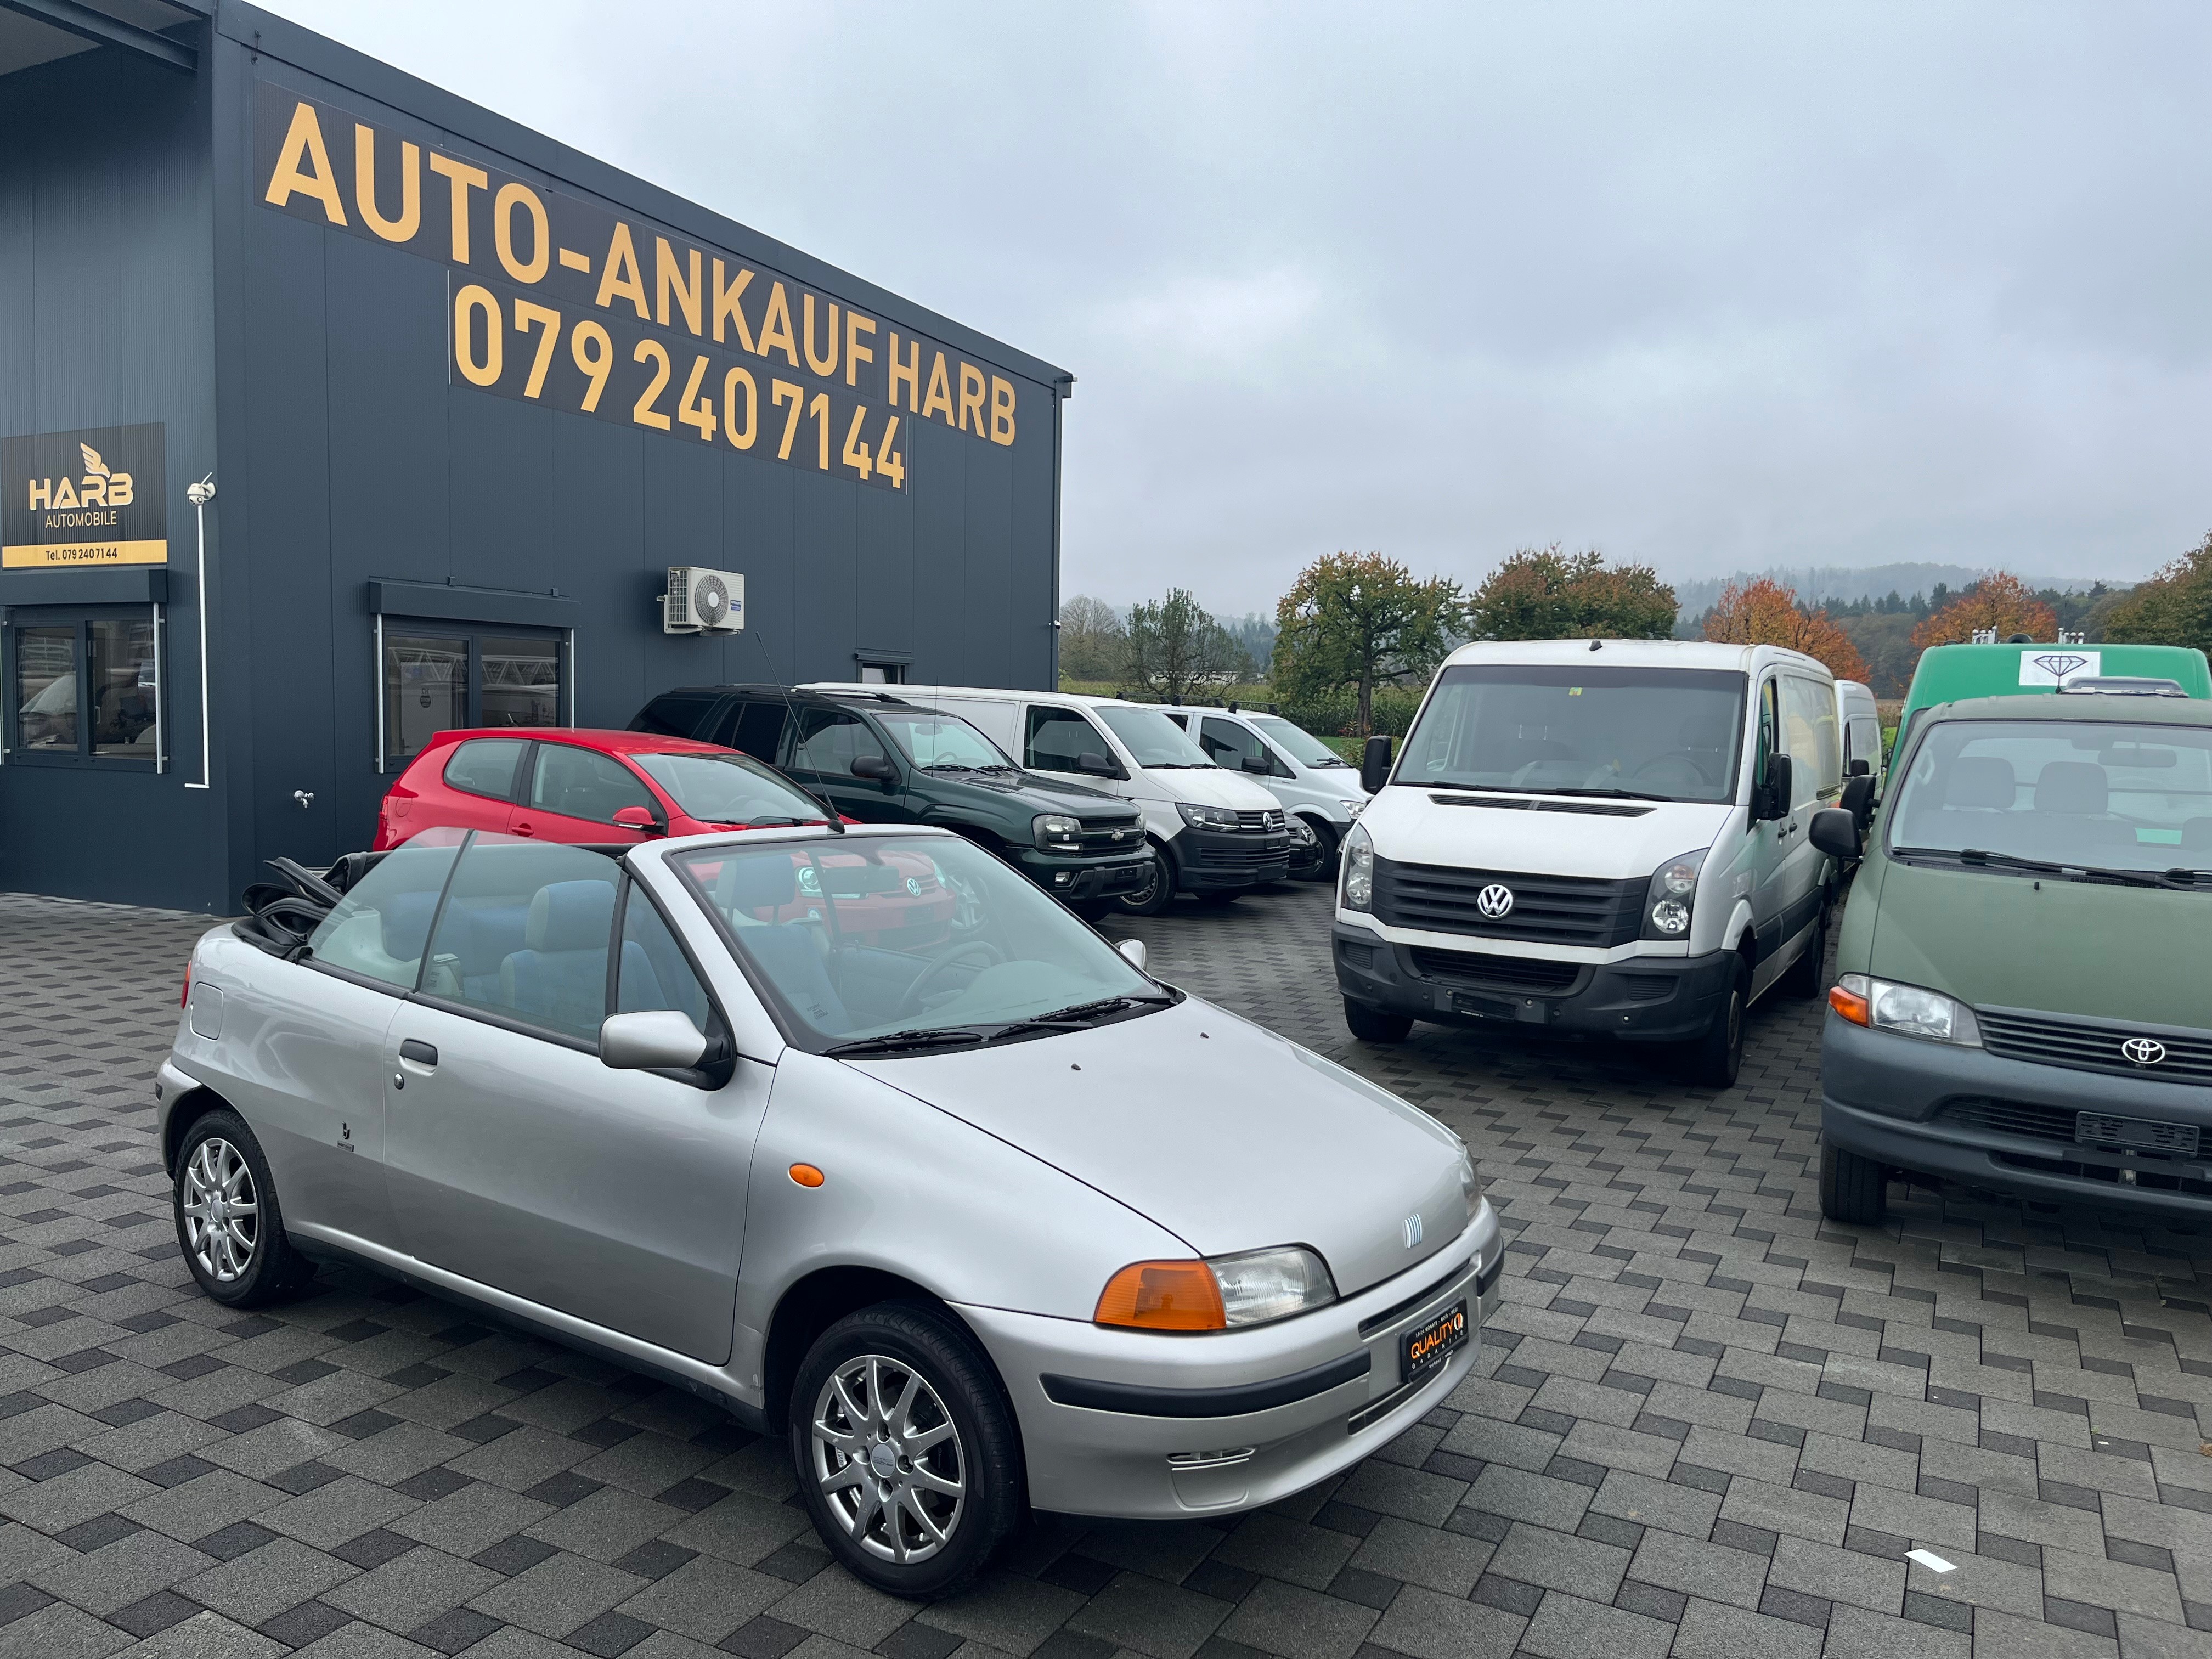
[1401,1300,1469,1386]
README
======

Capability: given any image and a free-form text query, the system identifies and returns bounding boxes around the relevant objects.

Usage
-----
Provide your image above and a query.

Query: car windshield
[1397,664,1749,803]
[1887,718,2212,874]
[1089,703,1215,768]
[672,834,1163,1051]
[631,751,828,824]
[1249,714,1350,768]
[870,709,1015,770]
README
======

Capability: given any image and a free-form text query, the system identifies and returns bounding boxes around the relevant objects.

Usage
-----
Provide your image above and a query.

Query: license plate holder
[1401,1300,1469,1386]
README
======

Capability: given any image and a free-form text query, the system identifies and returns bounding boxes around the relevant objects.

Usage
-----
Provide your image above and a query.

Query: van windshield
[1397,665,1749,803]
[1249,715,1351,768]
[1887,719,2212,875]
[1089,703,1216,768]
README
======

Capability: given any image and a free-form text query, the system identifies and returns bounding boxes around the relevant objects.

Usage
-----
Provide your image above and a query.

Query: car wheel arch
[162,1081,239,1176]
[762,1265,1006,1432]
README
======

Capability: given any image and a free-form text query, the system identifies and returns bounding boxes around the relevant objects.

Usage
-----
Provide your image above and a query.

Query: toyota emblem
[2122,1037,2168,1067]
[1476,883,1515,919]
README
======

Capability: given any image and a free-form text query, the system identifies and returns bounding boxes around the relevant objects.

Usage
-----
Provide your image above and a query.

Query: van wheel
[172,1110,317,1307]
[1112,848,1176,917]
[1820,1140,1888,1226]
[1683,958,1747,1088]
[1344,998,1412,1044]
[789,1301,1020,1600]
[1289,818,1338,882]
[1782,898,1829,1000]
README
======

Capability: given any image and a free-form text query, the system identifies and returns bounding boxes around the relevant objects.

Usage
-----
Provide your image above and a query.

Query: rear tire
[1820,1139,1889,1226]
[1683,958,1748,1088]
[172,1110,317,1308]
[1111,847,1176,917]
[1344,998,1412,1044]
[788,1301,1020,1600]
[1782,896,1829,1000]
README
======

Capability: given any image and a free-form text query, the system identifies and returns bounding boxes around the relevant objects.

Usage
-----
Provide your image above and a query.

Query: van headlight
[1830,973,1982,1045]
[1176,803,1240,830]
[1642,849,1706,939]
[1034,814,1083,851]
[1340,823,1374,912]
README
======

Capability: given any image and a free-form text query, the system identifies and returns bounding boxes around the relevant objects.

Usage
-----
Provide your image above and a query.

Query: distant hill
[1666,563,2114,618]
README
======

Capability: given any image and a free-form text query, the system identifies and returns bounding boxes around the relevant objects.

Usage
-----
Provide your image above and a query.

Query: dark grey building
[0,0,1070,911]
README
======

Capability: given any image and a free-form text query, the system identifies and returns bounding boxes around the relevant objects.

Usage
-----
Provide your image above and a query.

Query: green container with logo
[1894,641,2210,765]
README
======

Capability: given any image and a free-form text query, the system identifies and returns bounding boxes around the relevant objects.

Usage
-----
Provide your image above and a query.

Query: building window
[857,661,905,685]
[7,613,159,767]
[380,622,564,765]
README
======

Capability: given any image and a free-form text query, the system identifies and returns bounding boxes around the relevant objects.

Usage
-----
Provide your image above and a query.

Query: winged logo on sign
[1476,884,1514,919]
[79,444,109,478]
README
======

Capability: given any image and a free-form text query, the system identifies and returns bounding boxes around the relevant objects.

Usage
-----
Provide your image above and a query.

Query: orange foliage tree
[1702,578,1869,680]
[1909,572,2058,650]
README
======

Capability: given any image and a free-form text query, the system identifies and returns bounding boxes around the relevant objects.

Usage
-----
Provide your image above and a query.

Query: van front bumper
[1333,925,1734,1042]
[1171,827,1291,892]
[1822,1011,2212,1217]
[960,1201,1502,1519]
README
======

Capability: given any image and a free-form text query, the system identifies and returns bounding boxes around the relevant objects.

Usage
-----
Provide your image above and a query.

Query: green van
[1812,691,2212,1223]
[1894,640,2210,770]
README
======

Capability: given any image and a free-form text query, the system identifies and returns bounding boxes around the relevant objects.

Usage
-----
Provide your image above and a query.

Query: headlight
[1094,1247,1338,1331]
[1176,802,1240,830]
[1034,814,1082,850]
[1642,849,1707,940]
[1340,823,1374,911]
[1830,973,1982,1046]
[1339,799,1365,819]
[1457,1144,1484,1210]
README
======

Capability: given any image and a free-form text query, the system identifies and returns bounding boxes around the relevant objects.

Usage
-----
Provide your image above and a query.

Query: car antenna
[1588,636,1602,651]
[746,628,843,832]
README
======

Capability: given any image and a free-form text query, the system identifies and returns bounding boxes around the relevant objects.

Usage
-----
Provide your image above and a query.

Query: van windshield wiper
[1412,781,1672,802]
[1897,846,2181,889]
[823,1028,987,1058]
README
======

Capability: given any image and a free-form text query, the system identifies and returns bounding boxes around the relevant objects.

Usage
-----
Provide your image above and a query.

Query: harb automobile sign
[2,424,168,568]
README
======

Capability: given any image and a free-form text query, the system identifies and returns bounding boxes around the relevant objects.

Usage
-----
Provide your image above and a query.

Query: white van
[1835,678,1883,794]
[1159,705,1369,880]
[1336,640,1842,1086]
[803,685,1293,914]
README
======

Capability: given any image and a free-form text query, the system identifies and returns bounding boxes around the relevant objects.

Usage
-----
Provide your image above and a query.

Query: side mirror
[850,754,896,782]
[600,1009,707,1070]
[1839,774,1876,832]
[1077,751,1116,777]
[1757,753,1793,821]
[1361,735,1394,794]
[1809,807,1861,861]
[1240,755,1271,774]
[1117,938,1148,972]
[611,805,664,834]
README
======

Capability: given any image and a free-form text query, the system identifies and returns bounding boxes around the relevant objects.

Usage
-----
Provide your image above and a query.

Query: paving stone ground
[3,878,2212,1658]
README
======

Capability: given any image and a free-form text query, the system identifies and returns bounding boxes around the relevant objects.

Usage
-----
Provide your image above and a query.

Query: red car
[375,727,842,850]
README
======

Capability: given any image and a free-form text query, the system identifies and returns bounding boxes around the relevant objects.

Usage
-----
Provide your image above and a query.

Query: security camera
[186,476,216,506]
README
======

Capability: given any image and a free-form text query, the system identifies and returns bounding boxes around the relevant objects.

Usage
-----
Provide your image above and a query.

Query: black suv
[632,686,1152,911]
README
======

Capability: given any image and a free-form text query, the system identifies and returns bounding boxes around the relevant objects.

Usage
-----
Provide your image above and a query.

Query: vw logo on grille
[2122,1037,2168,1067]
[1476,883,1515,919]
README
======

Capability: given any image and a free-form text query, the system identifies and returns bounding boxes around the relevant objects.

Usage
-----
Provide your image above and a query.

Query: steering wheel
[899,941,1005,1016]
[1631,754,1709,789]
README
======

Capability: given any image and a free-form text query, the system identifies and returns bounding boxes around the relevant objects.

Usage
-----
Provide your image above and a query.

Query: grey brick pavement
[3,881,2211,1657]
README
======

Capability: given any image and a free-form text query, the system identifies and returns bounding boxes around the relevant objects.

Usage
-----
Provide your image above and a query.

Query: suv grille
[1978,1009,2212,1086]
[1407,949,1582,994]
[1373,859,1644,947]
[1077,820,1146,856]
[1236,809,1286,833]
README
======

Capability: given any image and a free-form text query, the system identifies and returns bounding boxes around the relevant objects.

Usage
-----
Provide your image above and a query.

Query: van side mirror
[1809,808,1861,861]
[1361,735,1394,794]
[1077,751,1118,777]
[850,754,896,781]
[1758,753,1793,821]
[600,1010,708,1070]
[1240,755,1271,774]
[1839,774,1876,832]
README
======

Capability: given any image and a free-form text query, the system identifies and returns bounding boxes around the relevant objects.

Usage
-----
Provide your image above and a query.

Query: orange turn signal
[1094,1261,1225,1331]
[1827,984,1870,1026]
[788,1164,825,1188]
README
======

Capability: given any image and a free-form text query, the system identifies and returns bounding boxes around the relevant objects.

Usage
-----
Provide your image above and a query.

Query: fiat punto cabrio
[160,825,1500,1595]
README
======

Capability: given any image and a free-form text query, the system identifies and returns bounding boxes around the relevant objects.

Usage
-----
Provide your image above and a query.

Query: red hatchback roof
[419,727,731,757]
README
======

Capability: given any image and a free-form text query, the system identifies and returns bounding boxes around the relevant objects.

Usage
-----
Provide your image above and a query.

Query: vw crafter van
[1337,641,1842,1086]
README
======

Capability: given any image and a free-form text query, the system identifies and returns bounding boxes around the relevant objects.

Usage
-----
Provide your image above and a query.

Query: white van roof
[800,682,1159,710]
[1437,639,1833,680]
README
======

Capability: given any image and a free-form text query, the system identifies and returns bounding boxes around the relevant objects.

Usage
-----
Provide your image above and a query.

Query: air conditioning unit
[662,566,744,634]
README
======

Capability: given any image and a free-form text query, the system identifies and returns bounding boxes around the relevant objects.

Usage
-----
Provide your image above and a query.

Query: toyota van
[1337,640,1842,1086]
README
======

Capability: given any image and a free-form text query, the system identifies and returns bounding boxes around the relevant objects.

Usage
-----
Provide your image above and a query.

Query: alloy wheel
[182,1137,259,1283]
[810,1353,966,1563]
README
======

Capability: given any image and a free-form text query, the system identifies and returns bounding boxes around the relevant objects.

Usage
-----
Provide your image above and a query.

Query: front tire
[789,1302,1020,1600]
[1288,817,1339,882]
[1820,1139,1888,1225]
[1683,958,1748,1088]
[1344,997,1412,1044]
[1111,846,1177,917]
[172,1110,315,1307]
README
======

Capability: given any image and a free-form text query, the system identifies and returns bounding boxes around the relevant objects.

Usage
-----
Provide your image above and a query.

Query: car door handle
[510,821,535,837]
[399,1040,438,1067]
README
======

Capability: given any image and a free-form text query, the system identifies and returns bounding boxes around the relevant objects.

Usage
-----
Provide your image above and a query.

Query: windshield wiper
[823,1028,988,1058]
[1897,847,2177,889]
[706,815,832,827]
[980,993,1178,1043]
[1408,781,1672,802]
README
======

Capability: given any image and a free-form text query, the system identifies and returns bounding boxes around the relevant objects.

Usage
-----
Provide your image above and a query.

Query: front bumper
[1333,924,1735,1043]
[959,1200,1503,1519]
[1172,826,1292,891]
[1822,1011,2212,1217]
[1013,848,1154,901]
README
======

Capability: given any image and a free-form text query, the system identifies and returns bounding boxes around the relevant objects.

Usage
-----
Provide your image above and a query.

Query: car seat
[1939,756,2015,811]
[715,855,850,1031]
[500,880,616,1034]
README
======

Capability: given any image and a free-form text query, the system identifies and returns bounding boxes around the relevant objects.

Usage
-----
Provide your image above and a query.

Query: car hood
[1866,859,2212,1031]
[920,770,1136,819]
[849,997,1469,1297]
[1148,768,1284,811]
[1364,788,1735,878]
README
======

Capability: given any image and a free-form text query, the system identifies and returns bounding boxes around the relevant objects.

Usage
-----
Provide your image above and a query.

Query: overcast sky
[264,1,2212,616]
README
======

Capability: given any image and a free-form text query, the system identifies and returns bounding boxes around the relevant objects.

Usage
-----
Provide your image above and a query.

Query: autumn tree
[1909,572,2059,651]
[1464,545,1677,642]
[1124,589,1250,699]
[1057,595,1127,681]
[1702,578,1869,681]
[1273,552,1464,737]
[2104,533,2212,654]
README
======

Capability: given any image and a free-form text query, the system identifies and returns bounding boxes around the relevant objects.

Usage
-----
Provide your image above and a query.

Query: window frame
[3,607,166,772]
[376,614,572,772]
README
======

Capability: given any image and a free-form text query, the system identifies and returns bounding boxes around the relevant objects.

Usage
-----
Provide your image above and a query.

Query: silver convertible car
[159,825,1502,1596]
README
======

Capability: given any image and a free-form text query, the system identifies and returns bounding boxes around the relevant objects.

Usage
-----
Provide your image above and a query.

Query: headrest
[1942,757,2015,811]
[525,881,615,952]
[716,853,797,912]
[379,891,440,961]
[2182,819,2212,855]
[2035,761,2108,816]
